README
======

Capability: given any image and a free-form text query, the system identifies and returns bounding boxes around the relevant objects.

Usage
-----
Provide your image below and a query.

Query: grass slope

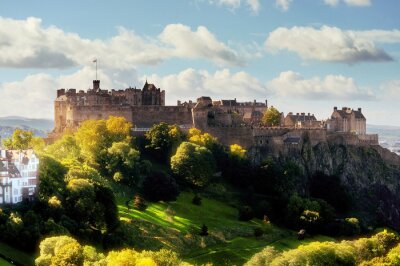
[0,241,35,266]
[118,192,334,265]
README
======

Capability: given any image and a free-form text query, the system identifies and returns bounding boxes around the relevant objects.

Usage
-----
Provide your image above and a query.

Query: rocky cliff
[253,131,400,230]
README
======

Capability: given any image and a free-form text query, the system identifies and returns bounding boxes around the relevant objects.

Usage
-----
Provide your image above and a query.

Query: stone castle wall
[131,106,192,128]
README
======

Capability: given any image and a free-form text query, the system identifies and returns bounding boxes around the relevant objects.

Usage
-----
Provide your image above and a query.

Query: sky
[0,0,399,126]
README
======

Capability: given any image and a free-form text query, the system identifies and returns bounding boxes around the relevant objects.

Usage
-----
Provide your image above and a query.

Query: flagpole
[96,59,98,80]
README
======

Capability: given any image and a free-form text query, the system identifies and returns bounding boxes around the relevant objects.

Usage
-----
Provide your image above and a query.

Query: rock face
[253,132,400,229]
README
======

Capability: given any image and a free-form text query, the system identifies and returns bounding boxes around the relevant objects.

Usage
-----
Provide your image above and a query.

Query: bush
[200,224,209,236]
[133,195,147,211]
[192,194,202,206]
[142,171,179,202]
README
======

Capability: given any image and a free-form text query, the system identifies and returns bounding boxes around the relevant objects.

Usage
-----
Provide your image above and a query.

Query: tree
[145,122,184,162]
[46,134,81,165]
[38,156,68,202]
[261,106,281,126]
[106,141,141,186]
[142,171,179,202]
[3,128,33,150]
[35,236,83,266]
[171,142,216,187]
[229,144,247,159]
[75,116,132,167]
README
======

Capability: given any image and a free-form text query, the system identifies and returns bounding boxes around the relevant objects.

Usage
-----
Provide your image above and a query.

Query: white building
[0,149,39,204]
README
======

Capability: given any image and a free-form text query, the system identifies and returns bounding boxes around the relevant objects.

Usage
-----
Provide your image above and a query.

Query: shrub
[200,224,209,236]
[133,195,147,211]
[192,194,202,206]
[142,171,179,202]
[245,246,279,266]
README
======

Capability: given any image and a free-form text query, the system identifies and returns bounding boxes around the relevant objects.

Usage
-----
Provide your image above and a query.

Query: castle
[51,80,380,159]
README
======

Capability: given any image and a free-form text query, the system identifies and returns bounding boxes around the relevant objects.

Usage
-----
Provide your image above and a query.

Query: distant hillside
[0,116,53,139]
[0,116,53,131]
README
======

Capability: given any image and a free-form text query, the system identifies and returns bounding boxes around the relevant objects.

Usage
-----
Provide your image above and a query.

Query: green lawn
[0,241,35,266]
[118,192,336,265]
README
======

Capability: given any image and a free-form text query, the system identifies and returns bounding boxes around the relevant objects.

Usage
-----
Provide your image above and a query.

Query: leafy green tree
[3,128,33,149]
[106,249,138,266]
[66,179,96,220]
[106,141,141,186]
[171,142,216,187]
[75,116,132,167]
[229,144,247,159]
[46,134,81,165]
[38,156,68,202]
[35,236,83,266]
[145,122,184,162]
[261,106,281,126]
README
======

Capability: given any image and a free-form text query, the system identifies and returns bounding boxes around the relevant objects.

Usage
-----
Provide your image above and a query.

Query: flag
[93,59,97,63]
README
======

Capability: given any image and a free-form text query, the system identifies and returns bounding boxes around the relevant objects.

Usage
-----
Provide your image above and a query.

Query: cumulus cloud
[267,71,375,100]
[142,68,268,104]
[275,0,292,11]
[265,25,397,63]
[0,17,245,69]
[207,0,261,14]
[159,24,244,66]
[324,0,371,6]
[343,0,371,6]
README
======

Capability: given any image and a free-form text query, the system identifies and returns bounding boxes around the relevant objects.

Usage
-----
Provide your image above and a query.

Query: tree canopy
[261,106,281,126]
[171,142,216,187]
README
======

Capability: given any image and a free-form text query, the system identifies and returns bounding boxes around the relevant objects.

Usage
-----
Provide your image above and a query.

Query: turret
[93,80,100,92]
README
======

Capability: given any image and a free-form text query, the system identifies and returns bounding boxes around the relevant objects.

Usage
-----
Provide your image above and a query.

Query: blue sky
[0,0,399,126]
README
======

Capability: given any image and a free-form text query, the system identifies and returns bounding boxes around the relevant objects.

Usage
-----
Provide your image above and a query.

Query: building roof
[286,113,317,123]
[142,81,158,91]
[334,108,365,120]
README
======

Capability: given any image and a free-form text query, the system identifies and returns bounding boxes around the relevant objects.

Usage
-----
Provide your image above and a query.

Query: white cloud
[246,0,261,14]
[206,0,261,14]
[0,17,245,69]
[343,0,371,6]
[142,68,268,104]
[323,0,371,7]
[267,71,375,100]
[159,24,244,66]
[324,0,339,6]
[265,25,397,63]
[275,0,292,11]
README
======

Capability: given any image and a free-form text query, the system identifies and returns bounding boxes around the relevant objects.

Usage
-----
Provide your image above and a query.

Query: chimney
[308,113,310,116]
[296,113,299,115]
[358,108,362,112]
[177,100,181,106]
[334,106,337,111]
[265,99,268,107]
[93,80,100,92]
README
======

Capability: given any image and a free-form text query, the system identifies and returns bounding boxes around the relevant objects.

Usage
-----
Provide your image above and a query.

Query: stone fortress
[50,79,394,162]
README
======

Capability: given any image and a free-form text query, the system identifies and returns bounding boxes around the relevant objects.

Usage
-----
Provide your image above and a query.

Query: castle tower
[93,80,100,92]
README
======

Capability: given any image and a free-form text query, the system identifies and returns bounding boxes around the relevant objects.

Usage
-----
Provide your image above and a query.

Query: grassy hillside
[118,192,334,265]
